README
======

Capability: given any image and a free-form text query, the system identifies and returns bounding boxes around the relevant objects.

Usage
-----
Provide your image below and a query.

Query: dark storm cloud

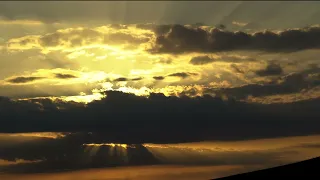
[214,66,320,99]
[167,72,198,79]
[189,56,215,65]
[0,97,84,113]
[0,91,319,144]
[255,63,283,76]
[0,92,319,174]
[54,73,78,79]
[151,24,209,53]
[150,25,320,54]
[0,93,319,173]
[6,76,44,84]
[153,76,165,80]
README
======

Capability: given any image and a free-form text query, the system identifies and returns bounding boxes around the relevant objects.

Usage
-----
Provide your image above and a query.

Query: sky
[0,1,319,179]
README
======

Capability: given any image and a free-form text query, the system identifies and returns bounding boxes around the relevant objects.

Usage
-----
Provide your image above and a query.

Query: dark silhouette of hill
[213,157,320,179]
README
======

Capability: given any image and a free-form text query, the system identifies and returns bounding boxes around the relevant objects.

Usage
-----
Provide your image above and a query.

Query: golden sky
[0,1,319,104]
[0,1,319,179]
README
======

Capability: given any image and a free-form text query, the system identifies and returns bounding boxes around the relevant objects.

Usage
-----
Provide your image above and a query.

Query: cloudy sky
[0,1,319,180]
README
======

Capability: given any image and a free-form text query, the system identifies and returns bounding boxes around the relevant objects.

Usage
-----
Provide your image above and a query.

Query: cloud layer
[0,132,319,176]
[0,90,319,144]
[151,25,320,54]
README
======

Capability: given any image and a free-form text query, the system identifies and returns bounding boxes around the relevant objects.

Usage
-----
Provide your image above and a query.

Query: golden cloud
[3,25,155,54]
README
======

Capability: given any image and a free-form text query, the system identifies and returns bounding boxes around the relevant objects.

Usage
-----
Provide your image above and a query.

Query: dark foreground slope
[214,157,320,179]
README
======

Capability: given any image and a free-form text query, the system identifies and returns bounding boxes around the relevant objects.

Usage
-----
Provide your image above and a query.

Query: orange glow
[2,132,65,139]
[83,143,133,149]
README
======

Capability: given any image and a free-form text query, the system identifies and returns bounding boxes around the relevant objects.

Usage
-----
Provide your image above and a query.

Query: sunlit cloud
[2,25,155,54]
[0,18,318,105]
[0,132,65,139]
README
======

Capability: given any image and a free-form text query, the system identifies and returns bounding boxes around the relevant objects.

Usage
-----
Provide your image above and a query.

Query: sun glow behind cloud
[60,92,106,104]
[0,7,319,105]
[77,135,320,167]
[83,143,133,162]
[84,143,132,149]
[0,132,66,139]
